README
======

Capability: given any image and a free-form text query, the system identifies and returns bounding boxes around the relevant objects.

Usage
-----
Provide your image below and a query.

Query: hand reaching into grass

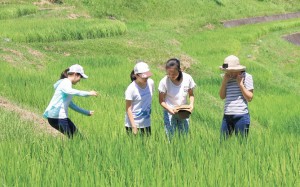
[89,111,94,116]
[89,91,98,96]
[132,125,138,135]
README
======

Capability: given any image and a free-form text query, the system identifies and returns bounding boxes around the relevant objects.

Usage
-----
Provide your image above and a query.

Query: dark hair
[60,68,69,79]
[130,70,136,82]
[166,58,182,81]
[60,68,82,80]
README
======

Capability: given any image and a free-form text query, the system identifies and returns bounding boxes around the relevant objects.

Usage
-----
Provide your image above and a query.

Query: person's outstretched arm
[69,101,93,116]
[61,80,97,97]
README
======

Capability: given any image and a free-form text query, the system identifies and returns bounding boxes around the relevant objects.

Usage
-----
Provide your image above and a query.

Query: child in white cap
[43,64,98,138]
[125,62,154,135]
[219,55,254,140]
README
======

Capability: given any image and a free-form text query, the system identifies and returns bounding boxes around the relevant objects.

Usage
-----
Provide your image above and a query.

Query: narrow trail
[0,96,60,136]
[222,11,300,28]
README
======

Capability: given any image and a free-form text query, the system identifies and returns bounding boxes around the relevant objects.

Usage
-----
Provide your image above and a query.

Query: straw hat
[219,55,246,72]
[174,105,192,119]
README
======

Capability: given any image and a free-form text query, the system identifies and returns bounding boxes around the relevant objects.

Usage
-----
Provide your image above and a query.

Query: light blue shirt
[43,78,91,119]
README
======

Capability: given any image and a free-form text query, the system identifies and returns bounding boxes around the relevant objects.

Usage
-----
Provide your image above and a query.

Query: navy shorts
[48,118,78,138]
[220,113,250,139]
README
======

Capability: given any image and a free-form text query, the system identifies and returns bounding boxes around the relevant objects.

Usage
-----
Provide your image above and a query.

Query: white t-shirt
[125,78,154,128]
[158,72,196,108]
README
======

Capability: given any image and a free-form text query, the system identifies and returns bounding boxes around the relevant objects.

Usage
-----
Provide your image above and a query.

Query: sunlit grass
[0,4,37,19]
[0,18,127,42]
[0,0,300,186]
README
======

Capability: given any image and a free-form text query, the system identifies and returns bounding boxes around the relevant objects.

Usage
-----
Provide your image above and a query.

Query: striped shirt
[224,73,254,115]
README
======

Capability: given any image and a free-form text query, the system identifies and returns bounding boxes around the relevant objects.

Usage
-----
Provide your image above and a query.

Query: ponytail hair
[130,70,136,82]
[166,58,182,81]
[60,68,69,79]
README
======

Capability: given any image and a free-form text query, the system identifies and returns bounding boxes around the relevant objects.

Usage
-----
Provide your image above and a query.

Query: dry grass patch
[0,96,60,136]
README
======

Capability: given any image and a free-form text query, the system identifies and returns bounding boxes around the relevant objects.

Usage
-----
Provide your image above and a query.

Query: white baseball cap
[134,62,153,78]
[68,64,88,79]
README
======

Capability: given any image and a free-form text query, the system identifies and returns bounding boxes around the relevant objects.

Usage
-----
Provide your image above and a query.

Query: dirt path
[222,12,300,28]
[0,96,60,136]
[283,33,300,46]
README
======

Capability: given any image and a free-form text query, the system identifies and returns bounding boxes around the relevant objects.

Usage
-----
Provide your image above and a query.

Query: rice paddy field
[0,0,300,186]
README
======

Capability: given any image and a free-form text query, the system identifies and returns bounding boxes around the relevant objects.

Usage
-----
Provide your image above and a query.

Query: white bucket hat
[134,62,153,78]
[219,55,246,72]
[68,64,88,79]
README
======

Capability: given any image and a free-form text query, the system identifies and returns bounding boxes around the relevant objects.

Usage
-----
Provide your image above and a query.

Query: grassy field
[0,18,126,42]
[0,0,300,186]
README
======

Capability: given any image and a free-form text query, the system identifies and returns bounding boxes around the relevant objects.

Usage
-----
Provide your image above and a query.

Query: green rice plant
[0,18,127,42]
[214,0,224,6]
[1,108,299,186]
[0,0,300,186]
[0,4,37,19]
[68,0,300,25]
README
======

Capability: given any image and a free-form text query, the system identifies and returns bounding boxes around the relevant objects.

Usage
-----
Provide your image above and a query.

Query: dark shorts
[48,118,78,138]
[125,126,151,136]
[220,113,250,140]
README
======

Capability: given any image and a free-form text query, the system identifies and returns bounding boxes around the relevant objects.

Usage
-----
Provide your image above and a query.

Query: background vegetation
[0,0,299,186]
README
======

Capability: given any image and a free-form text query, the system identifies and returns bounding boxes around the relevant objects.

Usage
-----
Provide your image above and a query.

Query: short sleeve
[148,79,155,93]
[158,77,167,93]
[244,74,254,90]
[125,85,134,100]
[189,75,196,89]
